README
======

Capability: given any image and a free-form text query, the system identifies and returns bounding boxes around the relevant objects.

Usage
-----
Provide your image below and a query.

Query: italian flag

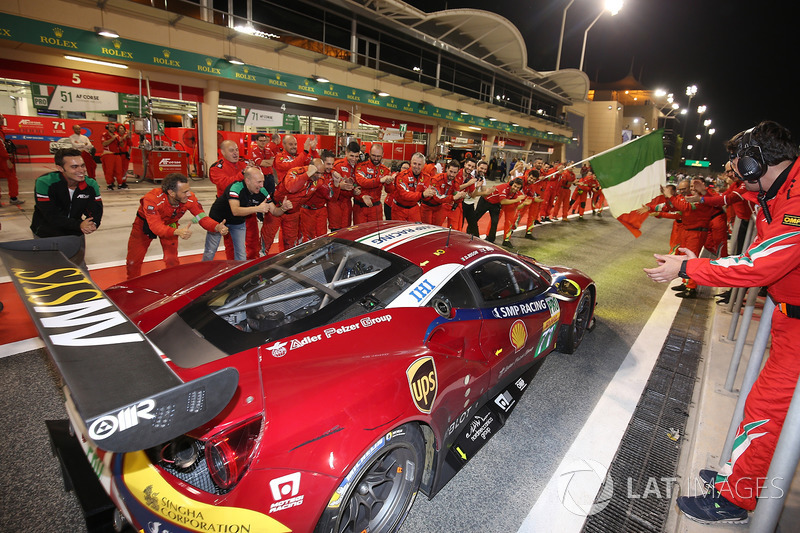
[590,129,665,237]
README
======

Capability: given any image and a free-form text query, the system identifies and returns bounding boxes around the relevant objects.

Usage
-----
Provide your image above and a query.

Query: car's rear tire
[556,291,593,354]
[315,424,425,533]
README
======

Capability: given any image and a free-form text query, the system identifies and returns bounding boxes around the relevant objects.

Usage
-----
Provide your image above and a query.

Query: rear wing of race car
[0,236,238,453]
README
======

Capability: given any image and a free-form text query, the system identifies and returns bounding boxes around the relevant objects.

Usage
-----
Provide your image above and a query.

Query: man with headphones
[645,121,800,524]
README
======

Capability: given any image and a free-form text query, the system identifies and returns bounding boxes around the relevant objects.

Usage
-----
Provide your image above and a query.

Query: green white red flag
[590,129,666,237]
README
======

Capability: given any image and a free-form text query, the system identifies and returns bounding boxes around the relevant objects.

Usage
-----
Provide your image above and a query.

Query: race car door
[466,256,555,385]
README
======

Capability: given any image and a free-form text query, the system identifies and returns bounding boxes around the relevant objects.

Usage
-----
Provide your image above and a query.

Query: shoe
[107,184,115,191]
[533,220,542,225]
[578,214,583,219]
[676,490,748,524]
[118,183,129,190]
[676,288,697,299]
[524,233,536,240]
[671,284,687,292]
[716,289,731,300]
[542,217,551,222]
[9,197,24,205]
[716,297,730,305]
[699,469,718,492]
[597,211,603,217]
[501,240,513,248]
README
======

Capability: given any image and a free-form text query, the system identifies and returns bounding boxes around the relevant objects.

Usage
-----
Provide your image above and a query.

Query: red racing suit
[392,168,426,222]
[300,170,334,242]
[250,142,276,191]
[126,187,218,279]
[354,159,391,224]
[420,172,451,226]
[275,165,329,249]
[685,158,800,511]
[666,193,718,289]
[100,130,124,186]
[553,168,575,220]
[209,157,259,259]
[0,125,19,200]
[522,175,545,233]
[442,170,467,231]
[328,159,356,230]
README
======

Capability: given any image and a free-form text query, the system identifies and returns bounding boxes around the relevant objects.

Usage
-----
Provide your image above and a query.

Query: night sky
[404,0,798,171]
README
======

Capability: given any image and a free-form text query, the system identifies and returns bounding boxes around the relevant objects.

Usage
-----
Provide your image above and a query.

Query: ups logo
[407,356,437,413]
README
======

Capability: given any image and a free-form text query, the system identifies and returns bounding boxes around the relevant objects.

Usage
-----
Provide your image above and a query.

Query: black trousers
[473,197,501,242]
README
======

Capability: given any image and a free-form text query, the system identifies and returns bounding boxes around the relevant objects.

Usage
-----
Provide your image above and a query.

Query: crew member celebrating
[209,140,259,259]
[354,143,394,223]
[392,152,435,222]
[328,142,360,231]
[203,166,286,261]
[300,151,337,242]
[125,173,226,279]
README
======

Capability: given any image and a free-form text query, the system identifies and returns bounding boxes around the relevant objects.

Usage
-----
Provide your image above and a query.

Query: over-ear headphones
[737,127,767,182]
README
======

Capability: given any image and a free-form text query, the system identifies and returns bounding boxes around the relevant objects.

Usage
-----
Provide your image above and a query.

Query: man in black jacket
[31,148,103,265]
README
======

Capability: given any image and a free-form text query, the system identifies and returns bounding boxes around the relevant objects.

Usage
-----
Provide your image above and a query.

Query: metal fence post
[726,217,758,314]
[725,285,749,341]
[750,370,800,532]
[720,297,775,465]
[724,287,761,392]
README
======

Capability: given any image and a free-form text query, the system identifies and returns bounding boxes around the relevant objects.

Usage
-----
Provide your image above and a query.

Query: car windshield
[178,238,422,354]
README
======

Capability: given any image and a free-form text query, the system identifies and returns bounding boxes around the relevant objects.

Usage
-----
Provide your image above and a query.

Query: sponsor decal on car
[88,399,156,441]
[268,472,304,513]
[122,451,286,532]
[494,390,515,412]
[11,266,145,347]
[356,223,447,251]
[490,299,549,319]
[509,319,528,352]
[407,356,438,413]
[265,341,288,358]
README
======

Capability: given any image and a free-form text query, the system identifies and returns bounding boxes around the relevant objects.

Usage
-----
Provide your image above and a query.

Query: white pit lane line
[518,280,684,532]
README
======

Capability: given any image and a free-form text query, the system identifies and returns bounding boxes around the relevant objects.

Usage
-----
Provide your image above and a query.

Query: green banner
[0,13,570,144]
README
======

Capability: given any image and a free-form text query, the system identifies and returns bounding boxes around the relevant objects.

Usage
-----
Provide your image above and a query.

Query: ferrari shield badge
[407,356,438,413]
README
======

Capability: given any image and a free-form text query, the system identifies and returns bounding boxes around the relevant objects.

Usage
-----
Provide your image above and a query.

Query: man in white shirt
[69,124,97,179]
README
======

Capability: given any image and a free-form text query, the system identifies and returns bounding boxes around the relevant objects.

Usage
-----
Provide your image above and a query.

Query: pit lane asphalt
[0,208,675,532]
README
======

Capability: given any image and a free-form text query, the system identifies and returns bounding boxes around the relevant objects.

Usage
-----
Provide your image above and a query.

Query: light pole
[579,0,624,72]
[555,0,575,70]
[680,84,697,156]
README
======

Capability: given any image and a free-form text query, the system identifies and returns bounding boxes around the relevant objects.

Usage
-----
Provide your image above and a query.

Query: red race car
[1,221,595,533]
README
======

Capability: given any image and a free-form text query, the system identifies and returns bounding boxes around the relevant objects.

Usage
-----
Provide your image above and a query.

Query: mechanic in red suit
[471,177,527,245]
[421,160,464,227]
[0,113,23,205]
[637,184,684,253]
[100,123,127,190]
[443,158,475,231]
[117,124,132,182]
[275,155,335,249]
[662,178,719,298]
[692,178,728,257]
[250,133,276,194]
[552,162,576,220]
[646,121,800,524]
[570,171,593,218]
[538,162,561,222]
[209,139,259,259]
[126,173,227,279]
[300,150,337,242]
[354,144,394,224]
[392,153,435,222]
[520,169,544,239]
[328,142,360,230]
[263,134,319,249]
[586,165,605,216]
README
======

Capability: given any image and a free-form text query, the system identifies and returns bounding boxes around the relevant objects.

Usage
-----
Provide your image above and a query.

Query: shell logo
[509,319,528,352]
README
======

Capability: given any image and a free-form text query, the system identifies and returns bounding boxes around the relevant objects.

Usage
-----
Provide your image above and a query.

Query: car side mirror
[556,278,581,298]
